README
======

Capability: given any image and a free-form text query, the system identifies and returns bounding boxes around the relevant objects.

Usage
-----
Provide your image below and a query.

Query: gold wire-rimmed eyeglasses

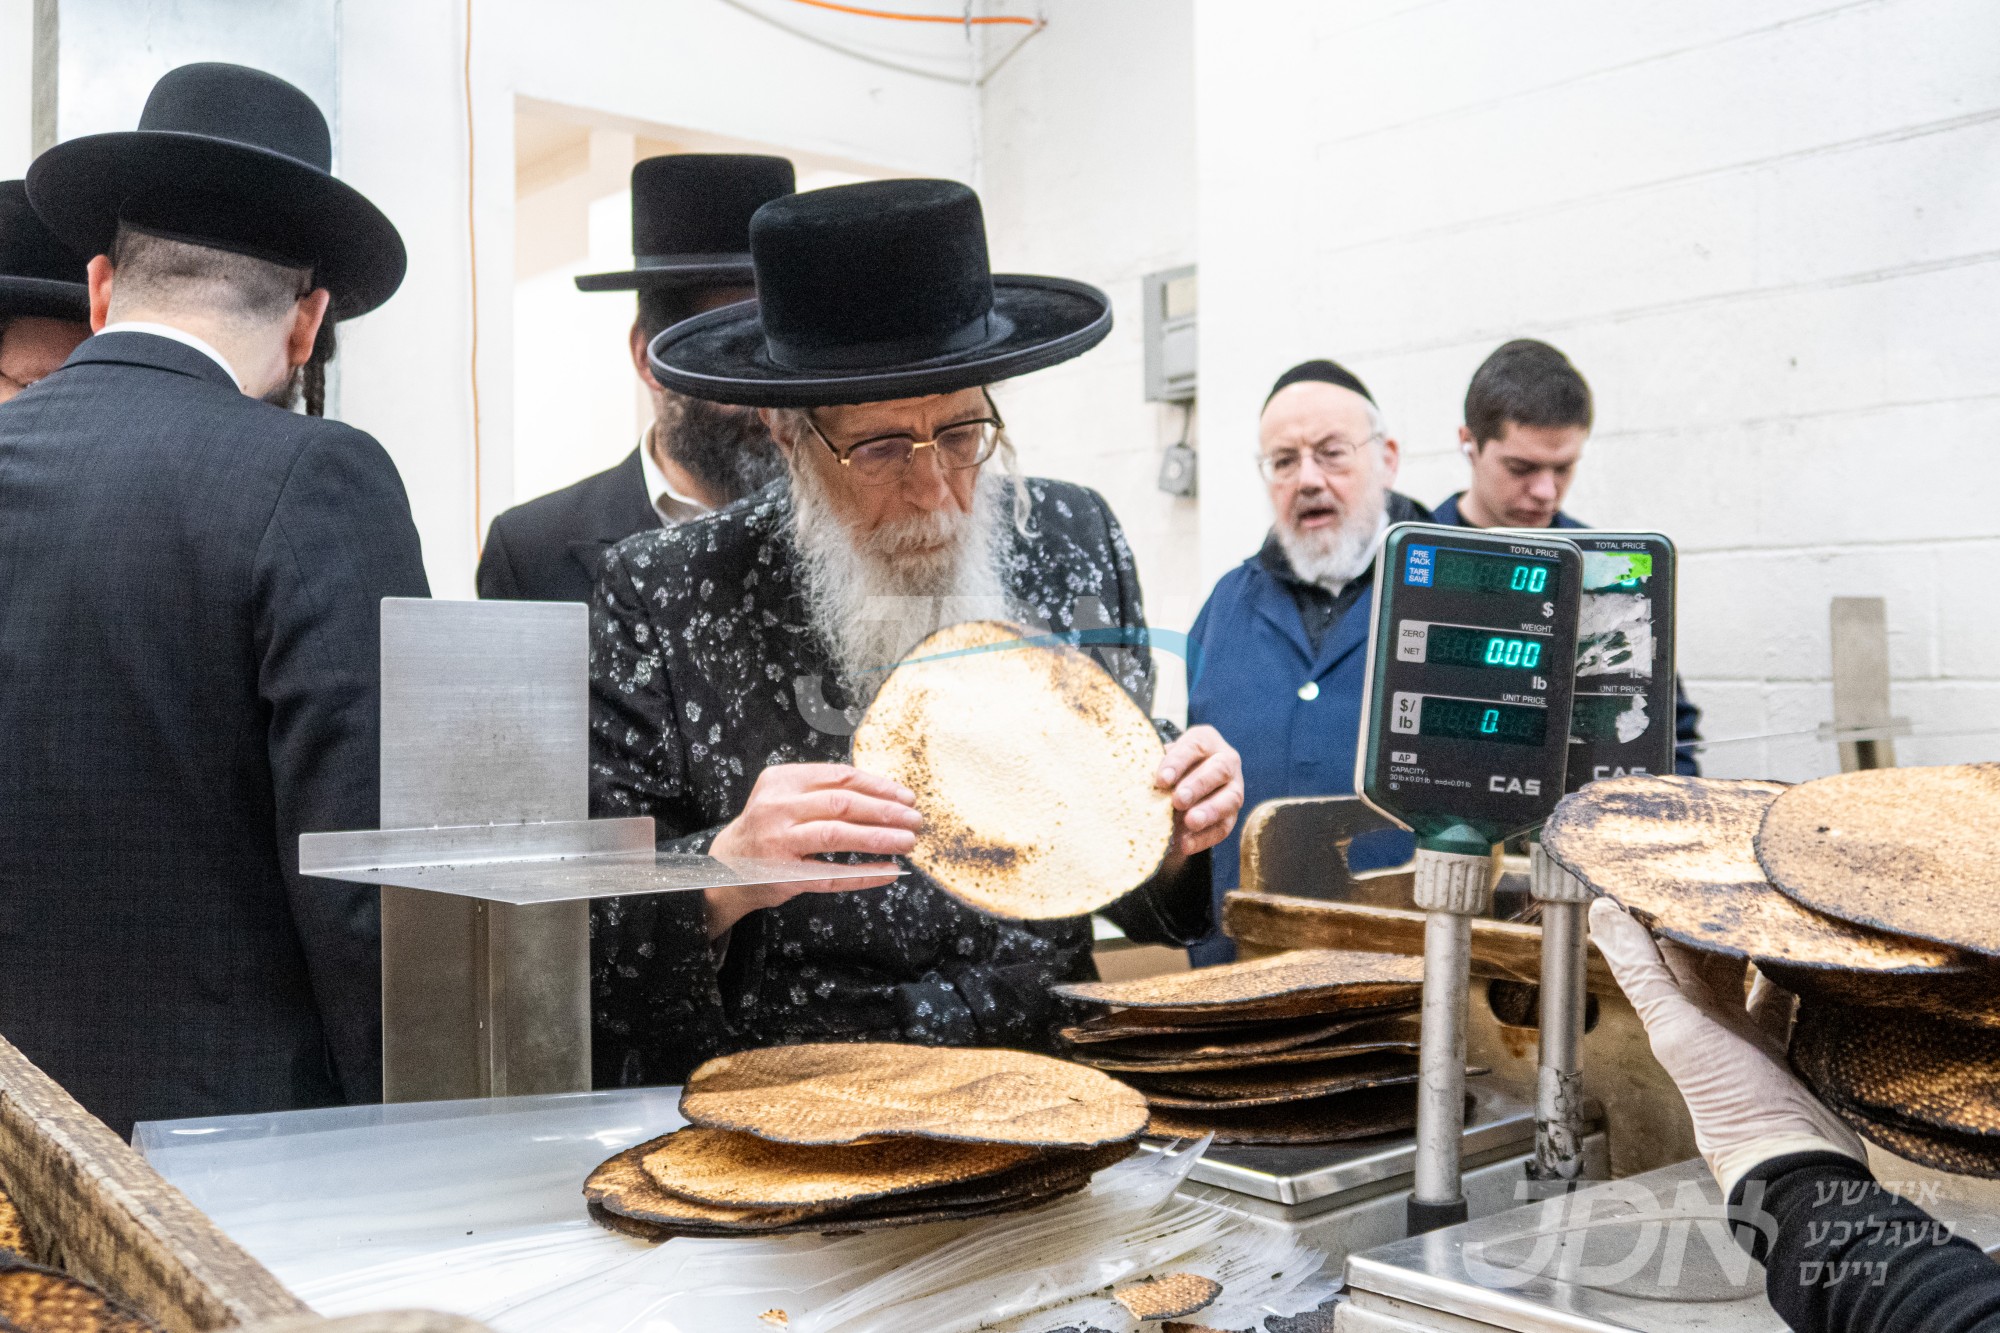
[804,389,1005,487]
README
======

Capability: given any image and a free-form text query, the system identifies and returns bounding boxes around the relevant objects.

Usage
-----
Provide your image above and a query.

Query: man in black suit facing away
[0,62,428,1137]
[477,155,794,602]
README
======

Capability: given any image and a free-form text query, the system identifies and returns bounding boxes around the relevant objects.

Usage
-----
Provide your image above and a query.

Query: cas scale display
[1357,525,1584,844]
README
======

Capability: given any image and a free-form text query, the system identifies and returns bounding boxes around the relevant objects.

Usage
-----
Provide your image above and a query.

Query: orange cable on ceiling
[780,0,1037,24]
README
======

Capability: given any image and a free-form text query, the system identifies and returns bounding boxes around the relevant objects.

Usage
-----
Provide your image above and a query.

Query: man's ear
[629,321,664,390]
[758,407,793,454]
[286,289,332,367]
[86,255,115,332]
[1380,434,1402,482]
[1457,423,1477,458]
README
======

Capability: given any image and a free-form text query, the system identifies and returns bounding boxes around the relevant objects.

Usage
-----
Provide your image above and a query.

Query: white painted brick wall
[978,0,1200,722]
[1192,0,2000,780]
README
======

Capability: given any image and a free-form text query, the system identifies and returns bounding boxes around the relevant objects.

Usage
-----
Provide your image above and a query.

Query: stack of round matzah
[850,620,1174,921]
[585,1043,1148,1240]
[1050,949,1436,1145]
[1544,768,2000,1177]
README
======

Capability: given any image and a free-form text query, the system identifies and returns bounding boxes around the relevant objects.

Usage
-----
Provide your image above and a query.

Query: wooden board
[0,1037,309,1333]
[1222,891,1620,997]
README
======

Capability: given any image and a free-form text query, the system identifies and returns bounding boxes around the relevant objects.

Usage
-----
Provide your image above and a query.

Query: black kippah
[1265,358,1374,407]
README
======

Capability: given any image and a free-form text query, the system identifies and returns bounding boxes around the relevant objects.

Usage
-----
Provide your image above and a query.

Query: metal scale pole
[1528,838,1590,1187]
[1407,830,1499,1235]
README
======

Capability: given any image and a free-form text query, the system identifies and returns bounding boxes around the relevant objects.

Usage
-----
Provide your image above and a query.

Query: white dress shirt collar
[97,321,243,389]
[638,426,709,526]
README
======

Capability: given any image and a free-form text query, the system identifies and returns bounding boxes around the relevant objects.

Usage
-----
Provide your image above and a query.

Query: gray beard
[787,459,1013,702]
[1277,493,1389,593]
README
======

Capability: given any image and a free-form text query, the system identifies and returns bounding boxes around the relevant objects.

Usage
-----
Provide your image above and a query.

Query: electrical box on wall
[1143,265,1197,402]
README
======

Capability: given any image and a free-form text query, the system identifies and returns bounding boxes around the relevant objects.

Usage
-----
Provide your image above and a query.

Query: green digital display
[1409,546,1560,598]
[1423,625,1546,671]
[1417,697,1549,747]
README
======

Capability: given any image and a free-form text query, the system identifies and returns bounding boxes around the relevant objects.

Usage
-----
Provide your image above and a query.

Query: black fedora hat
[575,154,795,293]
[0,180,88,322]
[26,62,406,319]
[647,178,1112,407]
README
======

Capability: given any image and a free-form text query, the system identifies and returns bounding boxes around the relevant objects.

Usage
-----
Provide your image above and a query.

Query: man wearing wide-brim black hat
[476,154,794,604]
[0,62,429,1136]
[0,179,90,403]
[588,178,1244,1086]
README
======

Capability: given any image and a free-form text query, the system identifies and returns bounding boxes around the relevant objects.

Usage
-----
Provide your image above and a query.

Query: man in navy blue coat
[0,64,427,1136]
[1185,361,1427,965]
[1434,339,1701,773]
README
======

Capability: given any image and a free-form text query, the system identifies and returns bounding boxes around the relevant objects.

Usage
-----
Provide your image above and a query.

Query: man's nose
[1527,470,1559,500]
[899,446,957,509]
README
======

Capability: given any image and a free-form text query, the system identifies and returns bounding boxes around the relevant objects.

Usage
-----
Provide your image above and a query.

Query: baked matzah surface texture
[1758,764,2000,959]
[850,620,1172,920]
[680,1042,1149,1147]
[1544,774,1954,972]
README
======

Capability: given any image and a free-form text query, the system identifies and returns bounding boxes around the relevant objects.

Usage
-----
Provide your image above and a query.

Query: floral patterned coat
[587,476,1211,1088]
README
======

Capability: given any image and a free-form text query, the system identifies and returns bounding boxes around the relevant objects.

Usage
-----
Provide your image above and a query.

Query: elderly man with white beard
[1182,360,1431,965]
[586,179,1243,1088]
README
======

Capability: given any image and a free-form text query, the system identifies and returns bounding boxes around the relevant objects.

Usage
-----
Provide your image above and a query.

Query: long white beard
[1276,476,1391,593]
[788,459,1013,700]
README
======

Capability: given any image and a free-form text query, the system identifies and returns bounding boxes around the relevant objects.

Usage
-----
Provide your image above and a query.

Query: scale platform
[1148,1077,1608,1271]
[1337,1157,2000,1332]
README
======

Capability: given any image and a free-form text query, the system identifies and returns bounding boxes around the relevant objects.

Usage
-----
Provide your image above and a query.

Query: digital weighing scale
[1356,524,1584,1234]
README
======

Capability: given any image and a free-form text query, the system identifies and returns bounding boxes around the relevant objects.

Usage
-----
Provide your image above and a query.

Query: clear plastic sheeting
[136,1089,1334,1333]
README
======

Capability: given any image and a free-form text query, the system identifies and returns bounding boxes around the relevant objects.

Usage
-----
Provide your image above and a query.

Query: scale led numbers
[1359,526,1583,838]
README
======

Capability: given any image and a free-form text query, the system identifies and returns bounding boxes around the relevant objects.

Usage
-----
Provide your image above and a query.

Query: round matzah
[1129,1052,1423,1111]
[1758,955,2000,1032]
[680,1042,1149,1147]
[1070,1032,1419,1075]
[1145,1085,1425,1146]
[1060,1003,1417,1045]
[1113,1273,1222,1322]
[1824,1105,2000,1182]
[850,620,1172,920]
[1543,775,1956,973]
[1052,948,1423,1010]
[1790,1004,2000,1139]
[640,1126,1037,1208]
[1758,764,2000,960]
[586,1140,821,1231]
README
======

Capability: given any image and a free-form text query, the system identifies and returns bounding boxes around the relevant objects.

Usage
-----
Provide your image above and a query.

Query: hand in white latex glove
[1587,897,1865,1196]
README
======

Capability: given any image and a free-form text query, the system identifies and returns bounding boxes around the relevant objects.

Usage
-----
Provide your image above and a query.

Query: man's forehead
[817,386,989,431]
[1484,420,1590,461]
[1260,380,1373,445]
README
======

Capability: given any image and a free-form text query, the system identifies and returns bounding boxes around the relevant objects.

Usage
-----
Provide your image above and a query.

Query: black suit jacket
[0,332,430,1136]
[477,448,658,602]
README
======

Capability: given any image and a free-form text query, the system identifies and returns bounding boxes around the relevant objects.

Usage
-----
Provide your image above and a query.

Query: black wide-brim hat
[0,180,88,321]
[648,178,1112,407]
[575,154,795,293]
[26,63,406,319]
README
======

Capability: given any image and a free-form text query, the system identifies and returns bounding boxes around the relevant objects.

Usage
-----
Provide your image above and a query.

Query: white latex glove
[1588,897,1865,1197]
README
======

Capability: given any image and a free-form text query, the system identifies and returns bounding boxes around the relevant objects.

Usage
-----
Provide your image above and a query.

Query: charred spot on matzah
[850,620,1172,920]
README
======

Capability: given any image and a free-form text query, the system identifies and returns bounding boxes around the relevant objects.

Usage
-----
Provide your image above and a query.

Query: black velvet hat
[25,63,406,318]
[647,178,1112,407]
[0,180,88,322]
[575,154,795,293]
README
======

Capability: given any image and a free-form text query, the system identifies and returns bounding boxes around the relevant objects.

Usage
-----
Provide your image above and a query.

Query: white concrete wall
[0,0,32,178]
[977,0,1199,722]
[1194,0,2000,780]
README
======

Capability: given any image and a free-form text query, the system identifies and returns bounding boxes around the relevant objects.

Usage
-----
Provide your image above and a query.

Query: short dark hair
[635,282,756,344]
[108,225,311,326]
[1464,339,1592,446]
